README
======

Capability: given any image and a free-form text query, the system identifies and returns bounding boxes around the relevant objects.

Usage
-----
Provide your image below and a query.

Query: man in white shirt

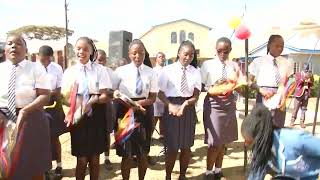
[152,52,166,141]
[96,49,116,169]
[38,45,66,179]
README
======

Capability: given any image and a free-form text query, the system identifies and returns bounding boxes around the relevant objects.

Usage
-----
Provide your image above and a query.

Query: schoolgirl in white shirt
[114,39,157,180]
[158,40,201,180]
[249,34,293,127]
[61,37,112,180]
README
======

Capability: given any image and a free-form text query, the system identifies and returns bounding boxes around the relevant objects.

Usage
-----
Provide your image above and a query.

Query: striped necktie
[180,67,188,94]
[273,59,281,86]
[135,67,143,95]
[221,62,227,80]
[7,64,17,122]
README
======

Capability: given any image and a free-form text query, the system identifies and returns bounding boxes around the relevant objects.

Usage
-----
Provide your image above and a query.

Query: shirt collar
[76,60,93,70]
[175,61,190,70]
[130,62,145,70]
[43,61,52,70]
[155,64,163,68]
[267,54,280,60]
[13,59,27,68]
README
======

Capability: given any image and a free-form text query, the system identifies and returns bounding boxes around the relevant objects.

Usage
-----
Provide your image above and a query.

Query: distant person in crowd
[38,45,67,179]
[242,104,320,180]
[96,49,118,169]
[114,39,157,180]
[118,57,129,67]
[152,52,166,141]
[249,34,292,128]
[290,63,314,128]
[201,37,242,179]
[61,37,112,180]
[0,48,5,63]
[143,47,157,166]
[0,33,51,179]
[158,40,201,180]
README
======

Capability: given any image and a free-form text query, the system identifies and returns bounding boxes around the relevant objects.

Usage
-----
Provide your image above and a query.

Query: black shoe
[214,172,224,180]
[147,156,156,166]
[104,159,113,170]
[178,175,187,180]
[55,166,62,177]
[45,171,50,180]
[204,173,214,180]
[159,136,164,143]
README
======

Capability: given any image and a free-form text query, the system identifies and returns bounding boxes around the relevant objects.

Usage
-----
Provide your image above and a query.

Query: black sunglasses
[216,49,230,55]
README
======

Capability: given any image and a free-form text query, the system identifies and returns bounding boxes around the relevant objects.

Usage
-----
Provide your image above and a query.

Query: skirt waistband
[131,97,146,101]
[168,97,191,100]
[260,86,278,89]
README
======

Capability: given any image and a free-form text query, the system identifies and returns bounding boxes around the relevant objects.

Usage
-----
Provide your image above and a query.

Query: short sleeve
[149,70,158,93]
[249,58,258,77]
[158,68,169,92]
[98,66,112,90]
[34,63,50,90]
[56,65,63,88]
[114,68,122,90]
[194,68,202,91]
[200,61,208,85]
[61,68,73,97]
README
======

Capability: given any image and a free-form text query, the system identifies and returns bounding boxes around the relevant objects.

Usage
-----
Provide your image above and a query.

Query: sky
[1,0,320,52]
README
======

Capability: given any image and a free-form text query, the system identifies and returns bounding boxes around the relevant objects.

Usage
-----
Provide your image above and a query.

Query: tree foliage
[8,25,74,40]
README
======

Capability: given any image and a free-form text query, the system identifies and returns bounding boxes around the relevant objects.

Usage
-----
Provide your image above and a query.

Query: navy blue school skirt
[164,97,197,152]
[114,99,153,157]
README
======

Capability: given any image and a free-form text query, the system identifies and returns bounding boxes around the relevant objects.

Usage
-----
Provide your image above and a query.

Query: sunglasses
[216,49,230,55]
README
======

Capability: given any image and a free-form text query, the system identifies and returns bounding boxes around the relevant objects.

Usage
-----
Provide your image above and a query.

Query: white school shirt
[0,59,50,108]
[44,62,63,90]
[249,54,293,87]
[201,58,240,90]
[61,61,112,94]
[158,61,201,97]
[153,65,164,102]
[115,62,158,98]
[153,65,163,77]
[105,66,118,90]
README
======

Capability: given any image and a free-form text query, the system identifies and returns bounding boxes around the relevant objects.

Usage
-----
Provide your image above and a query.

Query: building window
[180,30,186,43]
[188,32,194,42]
[294,62,300,73]
[171,32,177,44]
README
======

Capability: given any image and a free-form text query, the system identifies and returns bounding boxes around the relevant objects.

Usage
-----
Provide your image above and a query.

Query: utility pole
[64,0,69,69]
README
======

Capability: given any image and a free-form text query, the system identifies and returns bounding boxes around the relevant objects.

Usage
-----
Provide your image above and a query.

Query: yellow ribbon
[44,101,57,109]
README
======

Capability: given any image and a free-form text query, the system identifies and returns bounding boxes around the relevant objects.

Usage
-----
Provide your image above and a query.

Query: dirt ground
[51,94,320,180]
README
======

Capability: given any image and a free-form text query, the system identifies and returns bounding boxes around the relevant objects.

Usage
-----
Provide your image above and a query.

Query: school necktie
[273,59,281,86]
[222,62,227,80]
[7,64,17,122]
[78,66,88,93]
[180,67,188,94]
[79,66,91,115]
[135,67,143,95]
